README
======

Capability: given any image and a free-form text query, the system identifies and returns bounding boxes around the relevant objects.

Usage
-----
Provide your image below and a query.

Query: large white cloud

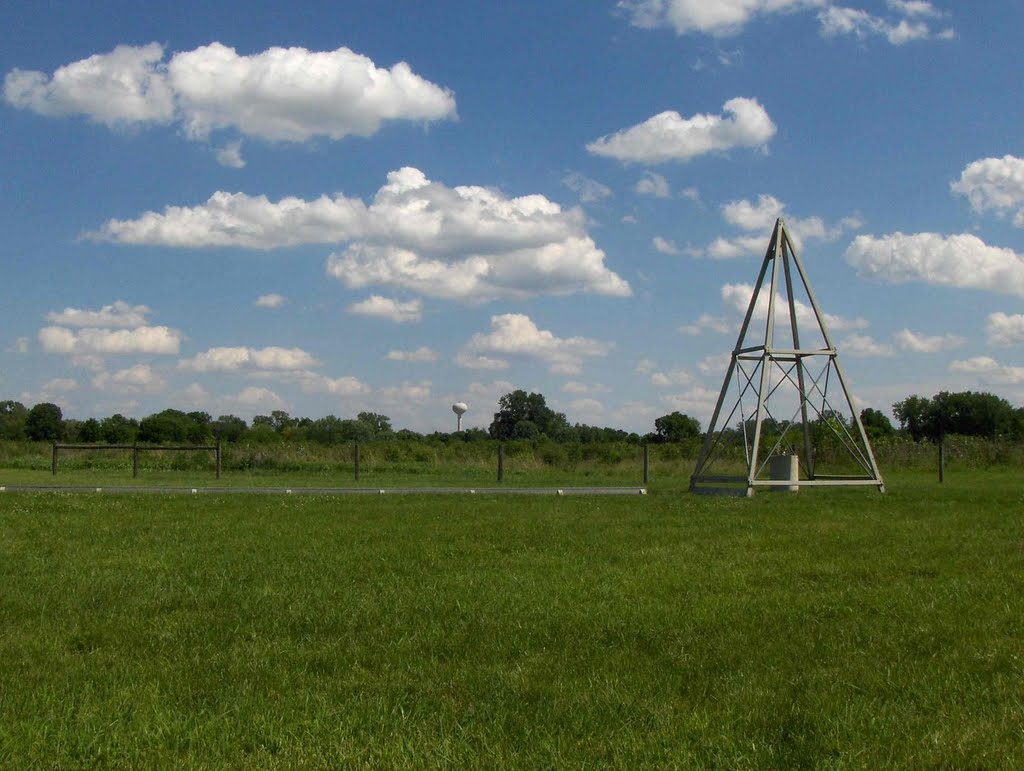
[167,43,456,142]
[178,346,319,372]
[586,97,775,164]
[619,0,952,42]
[951,155,1024,227]
[5,42,456,143]
[459,314,611,376]
[844,232,1024,297]
[38,325,181,355]
[45,300,151,328]
[93,167,630,302]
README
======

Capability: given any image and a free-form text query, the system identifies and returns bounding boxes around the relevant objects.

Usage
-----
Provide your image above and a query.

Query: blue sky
[3,0,1024,433]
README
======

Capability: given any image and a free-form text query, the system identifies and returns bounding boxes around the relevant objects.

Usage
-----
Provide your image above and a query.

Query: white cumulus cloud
[455,352,511,371]
[562,172,613,202]
[216,140,245,168]
[618,0,952,43]
[818,5,948,44]
[178,346,319,372]
[298,374,371,396]
[3,43,174,126]
[387,346,438,362]
[618,0,820,37]
[460,314,611,376]
[347,295,422,323]
[324,169,631,301]
[986,313,1024,346]
[690,194,860,258]
[38,325,182,355]
[586,97,775,164]
[92,364,165,395]
[721,283,869,332]
[45,300,151,328]
[839,334,896,357]
[231,386,286,411]
[93,189,369,248]
[255,293,286,308]
[92,167,630,303]
[894,328,965,353]
[951,155,1024,227]
[378,381,433,404]
[653,236,680,255]
[5,42,456,143]
[635,171,671,198]
[950,357,1024,385]
[651,368,697,387]
[679,314,732,336]
[844,232,1024,297]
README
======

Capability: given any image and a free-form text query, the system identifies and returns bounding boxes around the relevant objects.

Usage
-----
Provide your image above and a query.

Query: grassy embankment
[1,469,1022,767]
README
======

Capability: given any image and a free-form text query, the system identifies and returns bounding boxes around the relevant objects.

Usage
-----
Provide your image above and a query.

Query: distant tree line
[2,389,1022,448]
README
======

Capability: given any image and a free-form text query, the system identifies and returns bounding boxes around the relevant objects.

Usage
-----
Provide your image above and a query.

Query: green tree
[138,409,211,444]
[269,410,296,433]
[357,412,392,437]
[653,411,702,443]
[860,408,894,441]
[892,395,932,442]
[79,418,102,443]
[187,411,212,427]
[26,402,63,441]
[489,390,568,440]
[307,415,346,445]
[100,414,139,444]
[893,391,1017,442]
[212,415,248,443]
[0,400,28,440]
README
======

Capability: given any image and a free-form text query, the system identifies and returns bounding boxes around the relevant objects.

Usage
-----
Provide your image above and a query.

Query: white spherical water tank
[452,402,468,431]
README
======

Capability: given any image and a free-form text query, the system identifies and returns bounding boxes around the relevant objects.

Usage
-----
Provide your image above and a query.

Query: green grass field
[2,471,1023,768]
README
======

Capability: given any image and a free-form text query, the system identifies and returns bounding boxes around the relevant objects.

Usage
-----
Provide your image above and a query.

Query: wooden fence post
[354,441,360,481]
[497,444,504,483]
[216,440,221,480]
[52,443,58,476]
[938,440,945,483]
[133,444,139,478]
[643,444,649,485]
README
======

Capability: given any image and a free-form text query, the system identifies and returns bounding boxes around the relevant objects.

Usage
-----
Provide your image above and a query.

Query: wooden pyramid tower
[690,219,885,496]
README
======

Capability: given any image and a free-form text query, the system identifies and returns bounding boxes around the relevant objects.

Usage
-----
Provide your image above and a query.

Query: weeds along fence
[2,439,668,483]
[51,443,221,478]
[0,435,1021,482]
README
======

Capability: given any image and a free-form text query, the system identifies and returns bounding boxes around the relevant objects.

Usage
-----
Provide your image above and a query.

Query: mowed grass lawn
[1,472,1023,768]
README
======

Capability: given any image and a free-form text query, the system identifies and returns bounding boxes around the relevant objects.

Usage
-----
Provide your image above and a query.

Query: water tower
[452,402,468,432]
